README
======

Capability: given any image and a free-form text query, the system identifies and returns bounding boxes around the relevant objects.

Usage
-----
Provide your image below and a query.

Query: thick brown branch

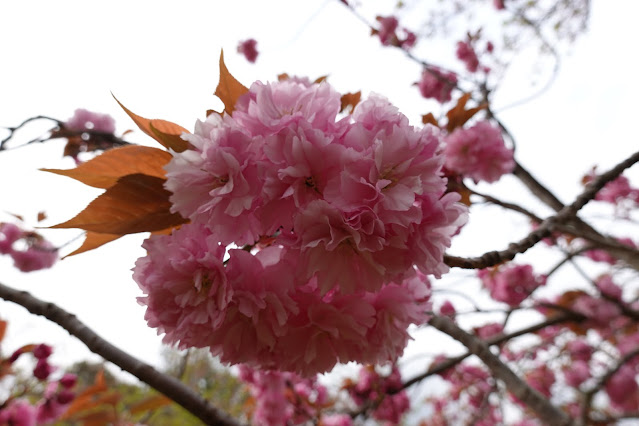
[0,282,243,426]
[428,315,575,426]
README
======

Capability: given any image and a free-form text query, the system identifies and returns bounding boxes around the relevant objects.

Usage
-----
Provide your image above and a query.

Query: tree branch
[428,315,575,426]
[446,150,639,269]
[0,282,243,426]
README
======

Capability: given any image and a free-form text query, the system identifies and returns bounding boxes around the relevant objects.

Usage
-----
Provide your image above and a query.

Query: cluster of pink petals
[65,108,116,134]
[494,0,506,10]
[238,364,329,425]
[416,67,458,103]
[478,264,546,306]
[0,223,57,272]
[237,39,259,63]
[563,360,590,388]
[456,41,480,73]
[606,364,639,411]
[375,16,417,49]
[347,365,410,424]
[136,78,467,375]
[2,343,76,425]
[443,120,514,183]
[474,322,503,340]
[594,174,639,205]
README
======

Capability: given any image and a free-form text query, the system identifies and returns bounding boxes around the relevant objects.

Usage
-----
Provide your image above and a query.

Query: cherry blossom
[417,67,458,103]
[444,120,515,183]
[65,108,115,134]
[237,38,259,63]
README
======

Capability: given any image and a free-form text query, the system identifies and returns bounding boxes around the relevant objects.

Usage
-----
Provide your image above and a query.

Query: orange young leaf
[0,321,6,344]
[445,93,488,133]
[128,394,172,415]
[421,113,439,127]
[51,174,187,235]
[41,145,172,189]
[340,92,362,114]
[37,211,47,222]
[112,95,189,152]
[72,409,118,426]
[215,50,249,115]
[63,232,123,258]
[314,75,328,84]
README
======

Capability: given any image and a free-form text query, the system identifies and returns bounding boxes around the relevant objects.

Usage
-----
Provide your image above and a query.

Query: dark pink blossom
[0,400,36,426]
[478,264,546,306]
[65,108,115,134]
[444,120,514,183]
[417,68,458,103]
[374,16,417,49]
[563,360,590,388]
[0,222,21,254]
[494,0,505,10]
[456,41,480,73]
[237,38,259,63]
[33,344,53,359]
[475,322,503,339]
[606,364,639,411]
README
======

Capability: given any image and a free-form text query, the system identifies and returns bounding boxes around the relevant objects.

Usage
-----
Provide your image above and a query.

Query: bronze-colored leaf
[128,394,172,415]
[0,321,7,344]
[51,174,187,234]
[112,95,189,152]
[42,145,172,189]
[214,50,249,115]
[340,91,361,114]
[36,211,47,222]
[445,93,487,133]
[421,113,439,127]
[63,232,122,258]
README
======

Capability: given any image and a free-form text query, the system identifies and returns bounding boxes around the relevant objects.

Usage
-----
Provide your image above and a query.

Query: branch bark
[0,282,243,426]
[428,315,575,426]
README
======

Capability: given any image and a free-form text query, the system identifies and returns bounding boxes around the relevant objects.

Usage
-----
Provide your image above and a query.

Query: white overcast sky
[0,0,638,389]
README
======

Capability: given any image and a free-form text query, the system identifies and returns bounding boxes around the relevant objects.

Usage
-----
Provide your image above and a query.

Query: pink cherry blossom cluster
[345,365,410,424]
[606,364,639,411]
[238,365,330,425]
[583,169,639,209]
[0,223,57,272]
[416,67,458,103]
[456,40,480,73]
[65,108,116,134]
[478,263,546,307]
[135,78,467,375]
[1,343,77,425]
[374,16,417,49]
[443,120,515,183]
[237,38,259,63]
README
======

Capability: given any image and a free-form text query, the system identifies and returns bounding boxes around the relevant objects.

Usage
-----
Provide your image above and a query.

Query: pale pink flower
[417,68,458,103]
[456,41,480,73]
[237,38,258,63]
[134,223,231,349]
[593,174,639,204]
[0,400,37,426]
[155,79,465,375]
[233,80,343,135]
[478,264,546,306]
[444,120,514,183]
[65,108,115,134]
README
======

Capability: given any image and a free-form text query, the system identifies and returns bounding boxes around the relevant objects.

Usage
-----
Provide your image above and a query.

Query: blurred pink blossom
[65,108,115,133]
[417,68,458,103]
[444,120,514,183]
[237,38,259,63]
